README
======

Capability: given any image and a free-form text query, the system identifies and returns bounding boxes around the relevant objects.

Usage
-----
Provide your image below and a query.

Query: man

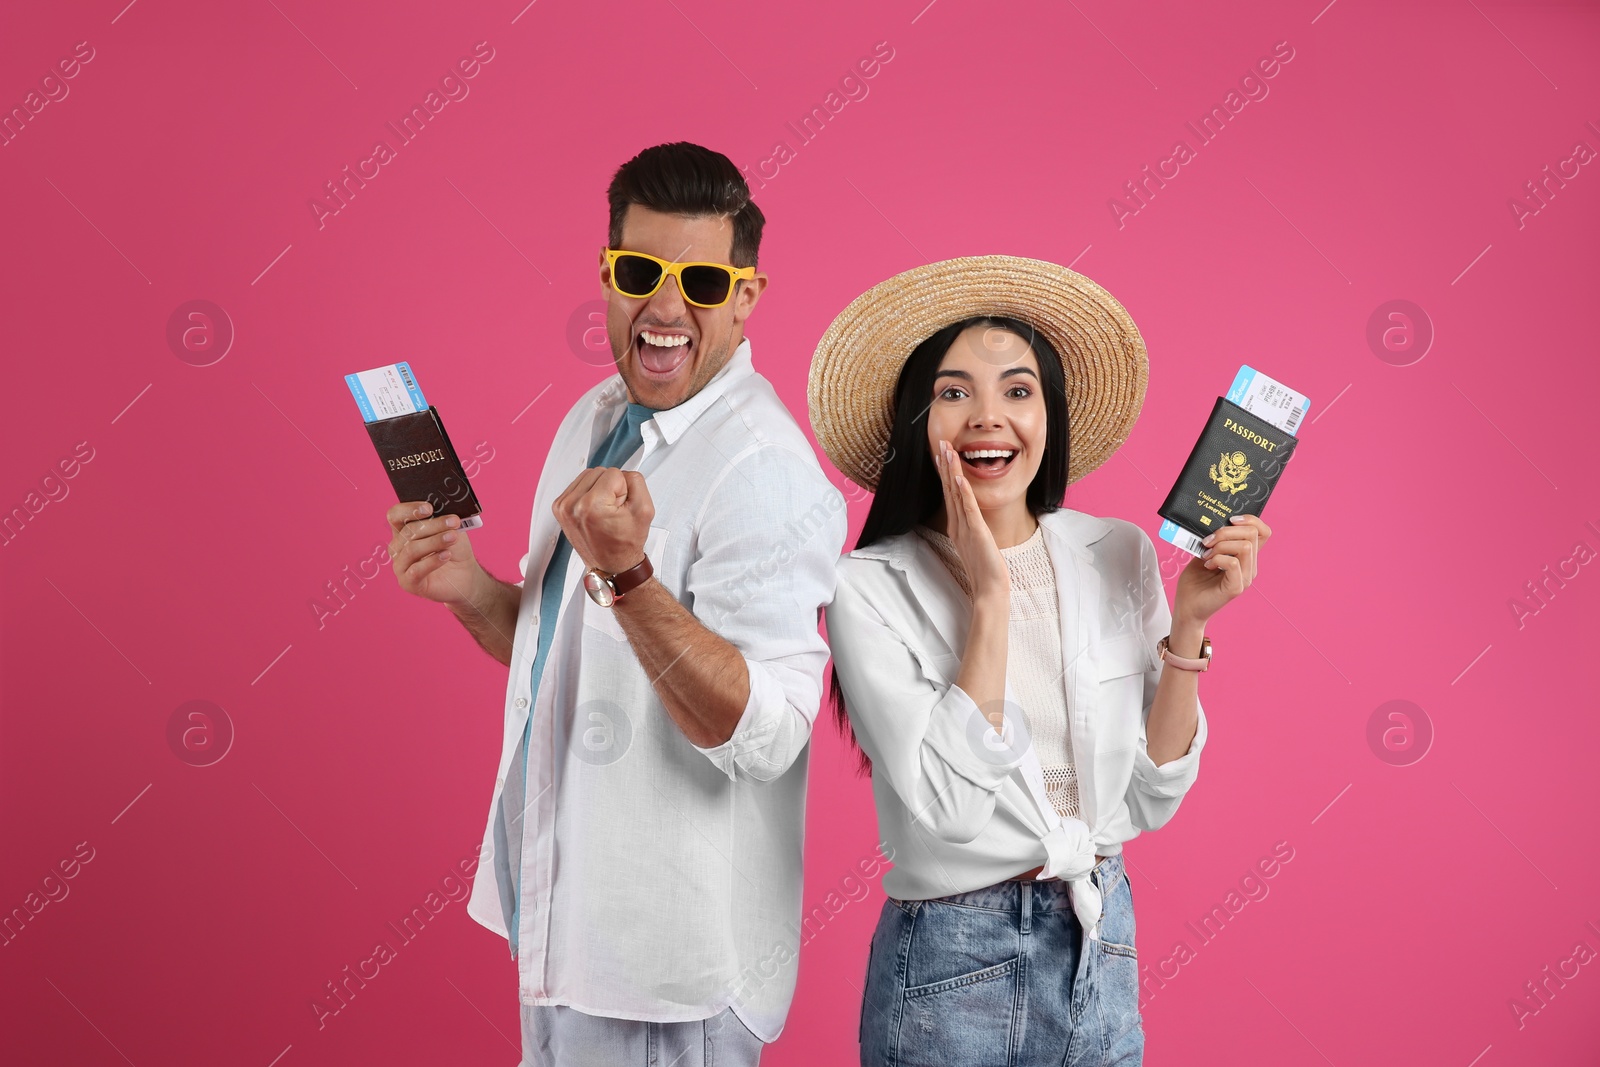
[385,142,846,1065]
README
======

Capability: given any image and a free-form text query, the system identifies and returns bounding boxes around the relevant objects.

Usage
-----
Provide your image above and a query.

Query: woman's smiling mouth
[958,446,1019,479]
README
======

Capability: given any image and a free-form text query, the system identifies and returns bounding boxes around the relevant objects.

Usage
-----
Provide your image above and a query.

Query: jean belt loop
[1019,880,1032,934]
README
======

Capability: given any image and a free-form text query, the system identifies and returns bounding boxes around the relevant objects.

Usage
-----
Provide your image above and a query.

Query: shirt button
[495,777,504,789]
[515,697,528,709]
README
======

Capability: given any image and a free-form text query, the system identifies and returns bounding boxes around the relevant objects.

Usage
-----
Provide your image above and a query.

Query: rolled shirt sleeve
[827,570,1033,845]
[1123,526,1208,830]
[687,446,848,783]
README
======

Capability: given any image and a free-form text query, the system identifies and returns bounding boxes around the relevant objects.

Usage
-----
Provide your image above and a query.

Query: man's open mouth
[636,328,693,379]
[959,448,1018,475]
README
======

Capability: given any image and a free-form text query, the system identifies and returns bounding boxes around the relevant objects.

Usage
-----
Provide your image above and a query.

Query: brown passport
[363,406,483,528]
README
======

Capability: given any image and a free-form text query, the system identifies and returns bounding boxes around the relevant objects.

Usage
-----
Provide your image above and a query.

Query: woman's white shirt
[914,522,1085,821]
[826,508,1208,942]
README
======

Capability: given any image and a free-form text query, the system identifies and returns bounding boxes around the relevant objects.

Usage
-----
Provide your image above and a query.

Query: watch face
[582,569,615,607]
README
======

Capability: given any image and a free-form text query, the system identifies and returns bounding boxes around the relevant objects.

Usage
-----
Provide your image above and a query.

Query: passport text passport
[1158,396,1299,542]
[346,362,484,529]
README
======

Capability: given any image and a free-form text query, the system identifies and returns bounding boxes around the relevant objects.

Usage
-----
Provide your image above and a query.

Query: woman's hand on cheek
[934,439,1009,604]
[1173,514,1272,625]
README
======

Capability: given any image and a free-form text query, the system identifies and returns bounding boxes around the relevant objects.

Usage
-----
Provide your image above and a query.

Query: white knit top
[913,521,1081,821]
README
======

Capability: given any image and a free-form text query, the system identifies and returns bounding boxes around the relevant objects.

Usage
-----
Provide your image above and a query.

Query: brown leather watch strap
[609,554,654,600]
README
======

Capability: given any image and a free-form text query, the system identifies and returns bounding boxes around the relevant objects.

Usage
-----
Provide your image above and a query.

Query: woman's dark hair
[828,316,1072,774]
[606,141,765,268]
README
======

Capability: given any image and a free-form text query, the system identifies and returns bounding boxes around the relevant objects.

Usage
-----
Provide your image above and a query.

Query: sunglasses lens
[681,265,734,306]
[612,254,663,297]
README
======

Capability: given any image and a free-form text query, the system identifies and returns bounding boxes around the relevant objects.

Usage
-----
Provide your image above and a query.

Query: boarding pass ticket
[345,362,428,423]
[1158,364,1309,557]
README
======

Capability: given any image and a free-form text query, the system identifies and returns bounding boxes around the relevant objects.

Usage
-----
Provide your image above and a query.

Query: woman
[808,256,1271,1066]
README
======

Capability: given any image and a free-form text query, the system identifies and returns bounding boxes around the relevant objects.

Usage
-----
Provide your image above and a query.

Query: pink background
[3,0,1598,1063]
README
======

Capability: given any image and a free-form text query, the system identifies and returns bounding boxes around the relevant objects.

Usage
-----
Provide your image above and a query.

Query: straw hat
[807,255,1149,492]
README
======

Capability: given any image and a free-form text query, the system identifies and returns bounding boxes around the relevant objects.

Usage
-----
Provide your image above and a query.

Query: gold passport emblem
[1209,450,1252,494]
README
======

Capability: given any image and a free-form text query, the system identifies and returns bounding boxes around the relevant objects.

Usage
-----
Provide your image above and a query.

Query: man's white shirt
[465,338,848,1042]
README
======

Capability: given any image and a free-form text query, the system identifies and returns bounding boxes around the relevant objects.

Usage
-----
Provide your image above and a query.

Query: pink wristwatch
[1157,634,1212,672]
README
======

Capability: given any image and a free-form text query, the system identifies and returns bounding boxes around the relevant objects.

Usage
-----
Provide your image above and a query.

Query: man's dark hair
[606,142,765,268]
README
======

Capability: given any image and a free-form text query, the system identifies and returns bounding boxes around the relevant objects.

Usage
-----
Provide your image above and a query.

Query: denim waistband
[918,854,1125,914]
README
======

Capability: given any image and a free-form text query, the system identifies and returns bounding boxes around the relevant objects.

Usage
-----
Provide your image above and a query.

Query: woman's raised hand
[1174,513,1272,625]
[934,439,1010,606]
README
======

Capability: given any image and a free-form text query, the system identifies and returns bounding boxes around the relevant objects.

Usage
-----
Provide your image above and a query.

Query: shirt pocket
[581,525,670,642]
[1096,633,1152,750]
[908,648,961,690]
[1097,632,1151,681]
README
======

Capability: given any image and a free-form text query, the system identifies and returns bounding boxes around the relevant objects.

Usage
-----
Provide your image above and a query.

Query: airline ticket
[345,362,428,423]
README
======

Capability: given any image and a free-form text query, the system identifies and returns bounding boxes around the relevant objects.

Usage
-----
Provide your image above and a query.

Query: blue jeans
[860,853,1143,1066]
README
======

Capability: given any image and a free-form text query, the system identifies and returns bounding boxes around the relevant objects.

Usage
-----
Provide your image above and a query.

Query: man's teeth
[640,330,689,347]
[961,449,1016,460]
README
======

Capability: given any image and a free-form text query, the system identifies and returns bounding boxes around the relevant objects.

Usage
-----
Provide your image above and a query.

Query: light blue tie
[507,401,653,957]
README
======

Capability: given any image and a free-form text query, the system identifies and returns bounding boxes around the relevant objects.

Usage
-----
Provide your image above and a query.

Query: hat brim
[807,255,1149,492]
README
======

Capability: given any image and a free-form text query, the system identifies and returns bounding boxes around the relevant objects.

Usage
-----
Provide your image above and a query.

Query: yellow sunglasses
[603,248,756,308]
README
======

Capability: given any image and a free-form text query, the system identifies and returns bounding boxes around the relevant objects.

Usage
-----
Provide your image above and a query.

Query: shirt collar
[593,337,756,448]
[849,508,1114,569]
